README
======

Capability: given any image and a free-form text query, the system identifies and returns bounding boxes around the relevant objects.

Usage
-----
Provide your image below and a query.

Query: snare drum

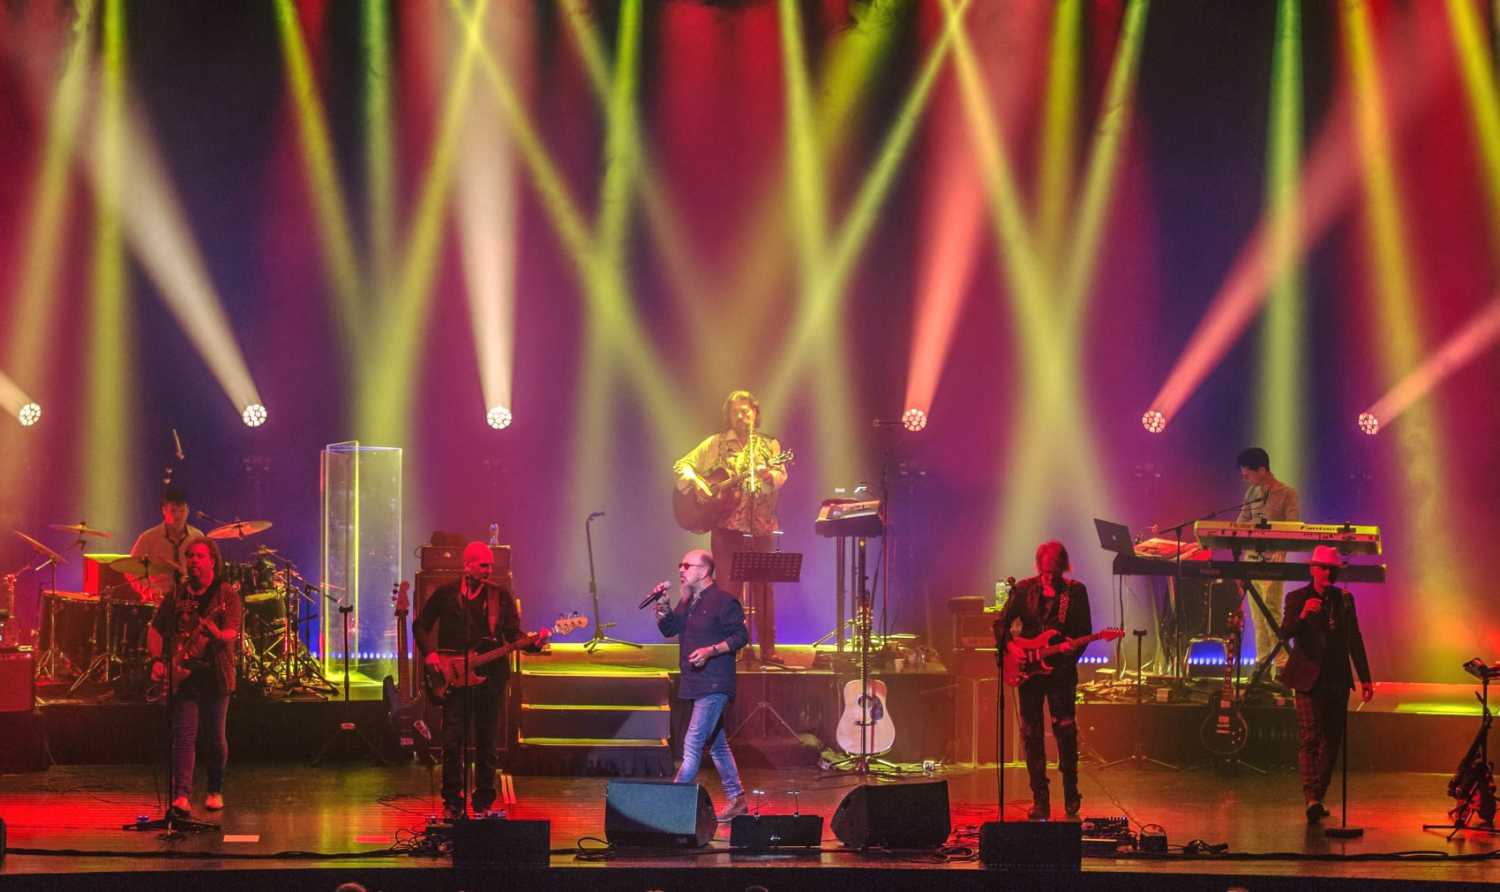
[38,591,99,668]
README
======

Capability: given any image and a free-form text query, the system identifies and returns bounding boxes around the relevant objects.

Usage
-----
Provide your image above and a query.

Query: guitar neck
[1036,630,1107,659]
[461,632,537,671]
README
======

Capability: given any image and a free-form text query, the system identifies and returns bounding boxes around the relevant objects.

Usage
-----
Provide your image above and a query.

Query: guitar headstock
[1099,627,1126,642]
[551,611,590,636]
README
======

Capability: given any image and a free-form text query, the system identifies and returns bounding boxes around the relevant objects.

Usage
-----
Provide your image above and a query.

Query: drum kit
[9,516,336,701]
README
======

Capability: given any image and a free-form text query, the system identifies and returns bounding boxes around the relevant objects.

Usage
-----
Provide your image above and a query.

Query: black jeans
[1017,670,1079,803]
[440,683,504,811]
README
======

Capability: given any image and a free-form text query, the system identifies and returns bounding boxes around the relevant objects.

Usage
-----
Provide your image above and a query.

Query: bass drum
[38,591,98,674]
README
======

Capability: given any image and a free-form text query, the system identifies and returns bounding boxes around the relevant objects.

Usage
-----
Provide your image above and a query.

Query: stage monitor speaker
[451,817,550,867]
[729,814,823,850]
[604,780,715,848]
[0,649,36,713]
[979,820,1082,869]
[830,780,950,850]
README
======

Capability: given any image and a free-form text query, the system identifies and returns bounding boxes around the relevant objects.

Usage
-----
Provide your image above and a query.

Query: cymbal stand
[25,552,68,678]
[582,512,640,653]
[68,530,123,693]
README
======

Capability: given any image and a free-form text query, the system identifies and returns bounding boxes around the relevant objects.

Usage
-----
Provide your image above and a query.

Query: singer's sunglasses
[678,562,707,570]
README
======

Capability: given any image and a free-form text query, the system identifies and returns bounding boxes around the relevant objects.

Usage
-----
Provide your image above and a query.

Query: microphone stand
[312,586,386,765]
[582,512,640,653]
[1325,589,1363,839]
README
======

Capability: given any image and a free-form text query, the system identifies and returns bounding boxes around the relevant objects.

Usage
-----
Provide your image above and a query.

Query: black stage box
[451,817,550,867]
[980,820,1083,869]
[604,780,715,848]
[729,814,823,850]
[830,780,950,849]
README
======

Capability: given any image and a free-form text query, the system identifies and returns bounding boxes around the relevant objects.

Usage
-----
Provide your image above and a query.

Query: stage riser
[520,707,670,740]
[523,672,670,706]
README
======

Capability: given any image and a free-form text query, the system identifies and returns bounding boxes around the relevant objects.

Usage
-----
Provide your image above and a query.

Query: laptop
[1094,518,1136,557]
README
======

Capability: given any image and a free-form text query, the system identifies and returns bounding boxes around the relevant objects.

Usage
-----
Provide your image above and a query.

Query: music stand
[728,553,803,744]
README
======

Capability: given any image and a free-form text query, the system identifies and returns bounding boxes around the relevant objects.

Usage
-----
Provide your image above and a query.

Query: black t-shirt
[413,580,524,686]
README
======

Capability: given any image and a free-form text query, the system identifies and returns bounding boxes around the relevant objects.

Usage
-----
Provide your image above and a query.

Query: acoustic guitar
[422,613,588,705]
[672,450,794,534]
[1002,628,1124,686]
[834,678,896,756]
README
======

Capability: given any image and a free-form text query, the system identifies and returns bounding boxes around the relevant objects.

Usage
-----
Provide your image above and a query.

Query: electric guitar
[672,449,795,534]
[1200,609,1249,756]
[422,613,588,705]
[1002,628,1125,686]
[834,678,897,756]
[151,582,238,700]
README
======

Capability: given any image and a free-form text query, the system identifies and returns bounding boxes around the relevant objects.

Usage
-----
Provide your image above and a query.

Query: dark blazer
[658,583,750,700]
[1279,584,1372,695]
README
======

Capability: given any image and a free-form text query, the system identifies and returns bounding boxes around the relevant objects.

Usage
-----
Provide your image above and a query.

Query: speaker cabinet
[604,780,716,848]
[451,817,550,867]
[830,780,950,849]
[729,814,823,850]
[0,649,35,713]
[980,820,1082,869]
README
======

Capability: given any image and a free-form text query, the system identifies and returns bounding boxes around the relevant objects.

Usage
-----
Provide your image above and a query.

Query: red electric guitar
[1002,628,1124,687]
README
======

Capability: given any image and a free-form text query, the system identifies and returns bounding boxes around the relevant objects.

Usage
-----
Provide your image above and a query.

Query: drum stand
[27,546,69,679]
[67,533,126,692]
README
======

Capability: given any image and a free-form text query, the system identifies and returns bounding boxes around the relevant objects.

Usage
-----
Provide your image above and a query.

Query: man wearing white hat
[1279,545,1374,822]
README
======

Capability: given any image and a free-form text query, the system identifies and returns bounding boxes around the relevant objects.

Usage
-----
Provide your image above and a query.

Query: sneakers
[169,796,191,819]
[204,792,224,811]
[717,795,749,823]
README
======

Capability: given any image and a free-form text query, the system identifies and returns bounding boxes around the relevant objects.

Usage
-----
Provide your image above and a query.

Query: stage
[0,761,1496,889]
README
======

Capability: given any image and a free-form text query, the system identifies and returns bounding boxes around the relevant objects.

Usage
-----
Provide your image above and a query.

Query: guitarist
[993,540,1093,820]
[146,536,242,819]
[673,389,788,663]
[413,541,540,820]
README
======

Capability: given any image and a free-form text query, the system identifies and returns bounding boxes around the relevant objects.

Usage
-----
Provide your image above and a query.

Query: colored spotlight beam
[1446,0,1500,259]
[1145,3,1451,425]
[1363,296,1500,431]
[0,369,41,425]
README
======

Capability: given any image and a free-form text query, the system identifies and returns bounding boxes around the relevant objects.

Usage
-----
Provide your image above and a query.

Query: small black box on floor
[729,813,823,850]
[980,820,1082,869]
[451,817,550,867]
[604,780,715,848]
[830,780,950,850]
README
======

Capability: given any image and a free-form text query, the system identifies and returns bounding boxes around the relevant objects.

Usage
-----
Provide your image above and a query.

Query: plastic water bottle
[994,578,1012,611]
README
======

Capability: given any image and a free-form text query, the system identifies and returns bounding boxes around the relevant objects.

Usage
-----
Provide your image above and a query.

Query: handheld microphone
[588,511,606,520]
[638,581,670,609]
[172,428,185,461]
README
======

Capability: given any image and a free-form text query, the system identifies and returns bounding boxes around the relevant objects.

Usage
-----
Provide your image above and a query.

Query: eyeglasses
[678,562,703,570]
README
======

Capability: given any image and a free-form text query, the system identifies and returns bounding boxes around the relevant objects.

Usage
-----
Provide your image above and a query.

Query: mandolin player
[993,540,1093,821]
[672,389,788,664]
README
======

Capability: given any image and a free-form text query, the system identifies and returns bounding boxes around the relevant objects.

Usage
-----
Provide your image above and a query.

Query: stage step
[521,670,670,707]
[520,704,671,739]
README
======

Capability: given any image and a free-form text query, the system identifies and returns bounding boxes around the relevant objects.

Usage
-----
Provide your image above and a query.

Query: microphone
[588,511,606,520]
[638,581,670,609]
[172,428,185,461]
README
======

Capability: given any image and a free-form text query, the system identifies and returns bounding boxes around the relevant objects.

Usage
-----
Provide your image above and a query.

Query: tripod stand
[728,551,803,745]
[1425,660,1499,839]
[581,512,640,653]
[312,595,386,764]
[1101,630,1180,770]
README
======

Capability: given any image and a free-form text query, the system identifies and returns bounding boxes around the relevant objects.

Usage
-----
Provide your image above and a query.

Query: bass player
[146,535,242,818]
[413,541,544,820]
[993,540,1093,820]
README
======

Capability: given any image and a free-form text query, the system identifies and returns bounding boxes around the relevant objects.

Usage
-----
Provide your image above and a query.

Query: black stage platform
[1,762,1498,889]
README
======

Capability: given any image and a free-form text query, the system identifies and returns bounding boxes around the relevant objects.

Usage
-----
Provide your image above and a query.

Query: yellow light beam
[1447,0,1500,258]
[364,0,397,284]
[1036,0,1082,267]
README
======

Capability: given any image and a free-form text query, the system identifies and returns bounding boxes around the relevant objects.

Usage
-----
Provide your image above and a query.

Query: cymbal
[206,520,273,540]
[109,555,182,577]
[252,545,279,557]
[47,522,111,538]
[14,530,65,564]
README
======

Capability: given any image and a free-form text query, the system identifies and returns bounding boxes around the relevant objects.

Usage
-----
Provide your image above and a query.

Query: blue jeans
[171,690,229,802]
[675,692,743,800]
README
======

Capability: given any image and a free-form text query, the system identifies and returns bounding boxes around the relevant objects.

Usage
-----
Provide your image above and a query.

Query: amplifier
[420,544,510,573]
[0,648,36,713]
[729,814,823,850]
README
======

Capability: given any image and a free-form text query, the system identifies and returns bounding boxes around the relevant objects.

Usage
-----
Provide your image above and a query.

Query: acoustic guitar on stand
[834,677,897,756]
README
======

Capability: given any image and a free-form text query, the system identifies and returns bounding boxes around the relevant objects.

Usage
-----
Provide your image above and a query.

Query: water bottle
[994,578,1012,611]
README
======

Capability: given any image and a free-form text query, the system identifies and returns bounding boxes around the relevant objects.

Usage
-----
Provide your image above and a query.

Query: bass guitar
[834,678,896,756]
[1002,628,1124,686]
[422,612,588,705]
[151,582,239,700]
[1199,608,1248,756]
[672,449,794,534]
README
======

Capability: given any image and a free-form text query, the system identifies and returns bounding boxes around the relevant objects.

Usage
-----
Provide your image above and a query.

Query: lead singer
[654,548,750,822]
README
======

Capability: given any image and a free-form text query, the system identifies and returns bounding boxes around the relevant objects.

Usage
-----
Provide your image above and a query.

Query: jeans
[170,690,229,802]
[675,692,743,800]
[441,684,504,811]
[1017,670,1079,804]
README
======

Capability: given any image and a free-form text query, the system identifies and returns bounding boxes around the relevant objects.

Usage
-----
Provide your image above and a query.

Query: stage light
[1357,412,1379,436]
[1142,410,1166,434]
[486,405,513,430]
[902,408,927,432]
[18,403,41,427]
[242,404,268,428]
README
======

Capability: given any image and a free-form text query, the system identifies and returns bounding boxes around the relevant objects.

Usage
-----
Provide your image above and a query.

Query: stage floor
[1,760,1497,888]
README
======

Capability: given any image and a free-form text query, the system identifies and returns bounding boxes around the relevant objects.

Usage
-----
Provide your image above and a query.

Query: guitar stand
[1425,667,1500,839]
[1100,630,1181,770]
[312,601,387,765]
[1184,636,1266,776]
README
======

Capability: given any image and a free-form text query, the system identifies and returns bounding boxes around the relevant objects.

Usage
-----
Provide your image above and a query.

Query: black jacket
[658,583,749,700]
[992,576,1093,672]
[1279,584,1372,696]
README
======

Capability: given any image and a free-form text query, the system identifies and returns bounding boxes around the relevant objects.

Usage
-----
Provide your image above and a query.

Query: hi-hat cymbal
[109,555,182,577]
[14,530,65,564]
[243,591,282,604]
[206,520,273,540]
[47,521,112,539]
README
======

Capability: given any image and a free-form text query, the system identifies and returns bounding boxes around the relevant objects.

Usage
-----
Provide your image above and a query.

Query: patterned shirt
[673,431,787,536]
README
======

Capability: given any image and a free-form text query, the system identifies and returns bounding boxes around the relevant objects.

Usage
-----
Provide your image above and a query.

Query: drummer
[127,486,201,603]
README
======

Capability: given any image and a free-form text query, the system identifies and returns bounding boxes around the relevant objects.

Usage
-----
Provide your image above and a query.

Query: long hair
[721,389,761,431]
